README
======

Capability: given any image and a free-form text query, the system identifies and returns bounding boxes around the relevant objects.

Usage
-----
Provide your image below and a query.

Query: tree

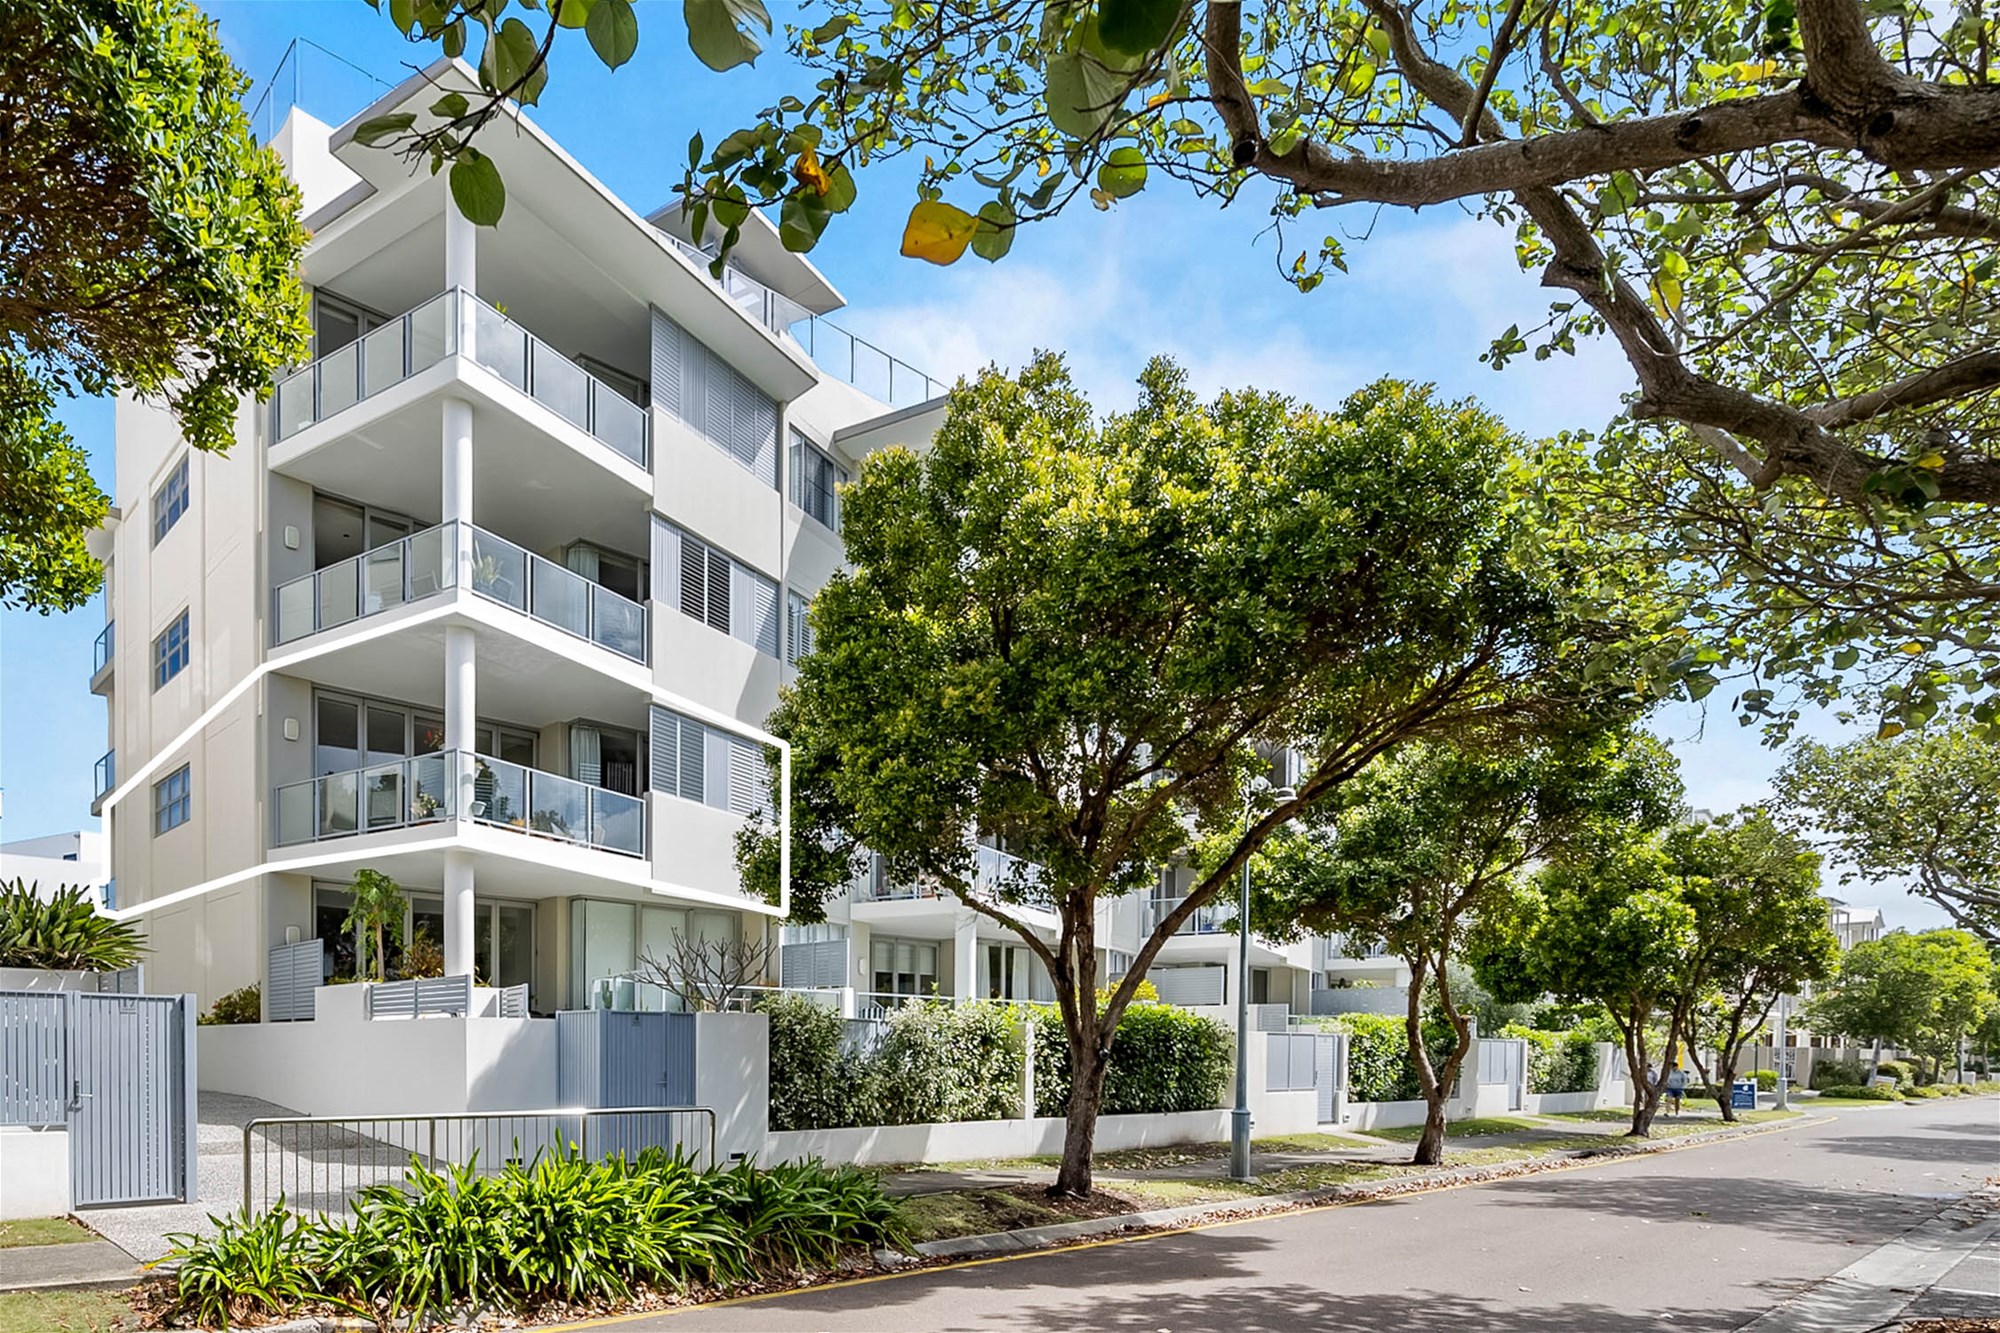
[634,928,783,1011]
[1775,723,2000,943]
[343,869,408,983]
[1477,829,1698,1137]
[0,0,310,612]
[1807,929,1999,1081]
[739,355,1658,1194]
[374,1,2000,726]
[1666,810,1839,1121]
[1245,725,1681,1164]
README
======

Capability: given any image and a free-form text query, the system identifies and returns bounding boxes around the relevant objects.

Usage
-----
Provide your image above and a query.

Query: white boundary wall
[0,1126,72,1220]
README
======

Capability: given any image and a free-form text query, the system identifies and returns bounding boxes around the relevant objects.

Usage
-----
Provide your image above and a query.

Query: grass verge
[0,1290,133,1333]
[0,1218,94,1250]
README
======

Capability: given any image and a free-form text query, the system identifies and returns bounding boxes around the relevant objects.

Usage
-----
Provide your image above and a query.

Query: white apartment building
[0,831,108,905]
[87,60,940,1017]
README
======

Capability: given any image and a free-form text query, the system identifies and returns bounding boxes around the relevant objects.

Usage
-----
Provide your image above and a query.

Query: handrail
[92,622,114,676]
[270,521,649,663]
[272,748,645,858]
[272,289,650,470]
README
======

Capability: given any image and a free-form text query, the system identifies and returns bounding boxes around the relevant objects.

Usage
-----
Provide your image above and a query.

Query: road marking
[533,1114,1834,1331]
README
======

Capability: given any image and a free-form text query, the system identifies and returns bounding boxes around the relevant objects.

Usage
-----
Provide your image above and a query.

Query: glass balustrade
[273,750,641,857]
[94,750,115,801]
[274,521,649,662]
[1148,896,1233,936]
[92,622,114,676]
[272,523,457,645]
[272,289,648,469]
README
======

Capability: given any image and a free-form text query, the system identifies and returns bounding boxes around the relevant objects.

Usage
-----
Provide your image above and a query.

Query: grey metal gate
[1476,1037,1527,1112]
[1315,1032,1348,1123]
[0,989,197,1208]
[555,1009,695,1107]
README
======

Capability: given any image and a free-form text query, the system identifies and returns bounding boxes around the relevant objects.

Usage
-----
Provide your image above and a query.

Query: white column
[442,397,474,585]
[443,849,476,981]
[445,194,477,293]
[952,910,979,1001]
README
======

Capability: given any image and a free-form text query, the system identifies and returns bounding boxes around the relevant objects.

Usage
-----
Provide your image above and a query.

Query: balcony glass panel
[94,750,115,800]
[531,559,590,639]
[316,561,359,631]
[531,341,590,432]
[275,579,315,644]
[318,771,360,838]
[276,371,315,438]
[409,752,453,822]
[362,320,407,397]
[472,754,528,827]
[408,293,452,373]
[592,788,645,856]
[472,302,528,391]
[407,525,453,598]
[273,779,314,845]
[93,622,114,675]
[319,341,361,418]
[592,385,646,465]
[591,588,646,659]
[363,762,404,829]
[529,768,591,843]
[470,528,528,611]
[363,544,407,615]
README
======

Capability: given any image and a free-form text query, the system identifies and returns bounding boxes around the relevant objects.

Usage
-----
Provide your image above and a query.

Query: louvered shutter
[727,734,766,817]
[649,706,679,797]
[703,727,733,811]
[704,547,731,633]
[677,714,705,803]
[652,517,678,608]
[678,531,707,622]
[649,308,683,421]
[733,565,778,656]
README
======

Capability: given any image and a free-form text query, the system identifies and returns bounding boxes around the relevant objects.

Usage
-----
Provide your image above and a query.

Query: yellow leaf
[1915,452,1945,470]
[792,147,831,197]
[900,201,979,265]
[1898,641,1926,655]
[1146,91,1173,109]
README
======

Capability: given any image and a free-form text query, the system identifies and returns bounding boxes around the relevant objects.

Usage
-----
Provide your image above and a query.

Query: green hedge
[1753,1070,1779,1091]
[1816,1083,1901,1101]
[1499,1025,1598,1095]
[1810,1057,1869,1090]
[1325,1013,1459,1103]
[1873,1059,1914,1086]
[1032,1002,1232,1118]
[762,995,1023,1131]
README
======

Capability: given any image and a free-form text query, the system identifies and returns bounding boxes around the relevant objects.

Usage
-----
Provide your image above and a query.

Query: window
[786,591,814,664]
[649,705,770,816]
[871,937,939,999]
[152,459,189,546]
[154,765,192,834]
[651,309,778,487]
[312,291,386,358]
[655,520,780,656]
[152,611,190,690]
[789,430,846,531]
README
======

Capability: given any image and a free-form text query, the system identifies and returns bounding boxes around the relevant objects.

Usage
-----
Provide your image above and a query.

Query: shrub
[199,984,261,1026]
[762,994,858,1132]
[1815,1083,1902,1101]
[1753,1070,1779,1091]
[1501,1025,1599,1095]
[1873,1059,1914,1086]
[1810,1058,1869,1090]
[1327,1013,1459,1102]
[1033,1002,1232,1118]
[1903,1083,1945,1098]
[868,1001,1023,1126]
[167,1150,906,1327]
[0,880,144,971]
[398,930,444,980]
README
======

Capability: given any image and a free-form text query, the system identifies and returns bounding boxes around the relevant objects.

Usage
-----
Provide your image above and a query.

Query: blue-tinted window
[152,611,189,690]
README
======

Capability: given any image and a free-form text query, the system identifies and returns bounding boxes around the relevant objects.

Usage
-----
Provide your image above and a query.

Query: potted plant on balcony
[342,868,406,983]
[412,790,443,821]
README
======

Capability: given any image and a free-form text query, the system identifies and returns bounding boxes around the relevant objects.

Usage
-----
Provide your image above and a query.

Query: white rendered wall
[0,1127,72,1220]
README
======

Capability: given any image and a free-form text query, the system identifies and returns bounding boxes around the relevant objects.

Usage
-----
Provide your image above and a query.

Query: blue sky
[0,1,1942,930]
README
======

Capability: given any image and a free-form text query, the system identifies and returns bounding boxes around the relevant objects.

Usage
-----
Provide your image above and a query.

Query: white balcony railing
[269,521,649,663]
[272,289,649,469]
[271,748,645,858]
[1147,895,1234,937]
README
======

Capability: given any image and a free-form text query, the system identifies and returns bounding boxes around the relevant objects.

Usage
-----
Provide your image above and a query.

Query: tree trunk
[1051,1035,1109,1197]
[1413,1096,1450,1165]
[1713,1049,1739,1123]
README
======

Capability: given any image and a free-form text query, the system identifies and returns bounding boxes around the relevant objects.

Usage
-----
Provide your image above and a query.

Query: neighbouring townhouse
[87,56,1391,1037]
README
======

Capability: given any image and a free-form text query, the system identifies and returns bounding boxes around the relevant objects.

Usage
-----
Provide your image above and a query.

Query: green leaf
[1096,0,1181,57]
[430,92,470,120]
[553,0,595,28]
[970,199,1016,262]
[441,18,466,57]
[1832,646,1861,670]
[491,17,540,94]
[779,193,832,252]
[685,0,770,72]
[809,14,855,43]
[1046,50,1127,139]
[353,113,417,147]
[822,163,858,213]
[389,0,417,35]
[450,150,507,226]
[1095,145,1147,198]
[587,0,639,68]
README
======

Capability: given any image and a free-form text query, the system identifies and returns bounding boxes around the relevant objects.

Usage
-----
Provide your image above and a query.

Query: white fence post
[1021,1019,1036,1121]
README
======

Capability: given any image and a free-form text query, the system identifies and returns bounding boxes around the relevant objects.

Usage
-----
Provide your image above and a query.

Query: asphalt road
[601,1098,1999,1332]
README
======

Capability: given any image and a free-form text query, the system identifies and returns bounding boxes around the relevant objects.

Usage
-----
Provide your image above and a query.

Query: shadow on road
[1484,1168,1947,1244]
[1817,1132,2000,1165]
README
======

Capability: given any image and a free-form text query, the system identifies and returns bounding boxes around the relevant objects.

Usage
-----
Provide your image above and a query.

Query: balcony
[270,521,648,663]
[90,622,114,693]
[272,289,649,470]
[1147,895,1233,937]
[272,748,645,858]
[93,750,115,805]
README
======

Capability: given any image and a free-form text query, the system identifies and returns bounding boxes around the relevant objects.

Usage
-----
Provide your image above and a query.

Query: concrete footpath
[0,1237,144,1293]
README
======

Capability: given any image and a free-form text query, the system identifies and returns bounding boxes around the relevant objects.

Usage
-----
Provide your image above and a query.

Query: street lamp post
[1231,779,1294,1183]
[1772,994,1790,1111]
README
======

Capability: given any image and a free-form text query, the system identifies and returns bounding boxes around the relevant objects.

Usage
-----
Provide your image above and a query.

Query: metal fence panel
[69,993,192,1206]
[0,992,68,1125]
[1314,1032,1348,1123]
[1265,1031,1317,1092]
[267,939,323,1021]
[367,974,472,1019]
